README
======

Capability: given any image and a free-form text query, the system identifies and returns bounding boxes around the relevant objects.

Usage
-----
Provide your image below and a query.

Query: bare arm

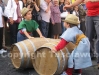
[45,3,51,13]
[36,28,43,37]
[23,31,34,39]
[64,0,83,8]
[40,2,51,13]
[34,2,40,12]
[71,0,83,7]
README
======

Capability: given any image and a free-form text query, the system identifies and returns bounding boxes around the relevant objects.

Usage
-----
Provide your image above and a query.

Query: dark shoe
[98,64,99,69]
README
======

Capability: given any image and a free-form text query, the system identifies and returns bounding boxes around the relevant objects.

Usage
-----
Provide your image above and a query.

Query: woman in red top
[64,0,99,69]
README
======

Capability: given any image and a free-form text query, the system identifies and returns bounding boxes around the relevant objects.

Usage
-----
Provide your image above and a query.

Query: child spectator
[60,0,71,33]
[17,7,43,42]
[72,6,80,28]
[52,14,92,75]
[59,0,64,13]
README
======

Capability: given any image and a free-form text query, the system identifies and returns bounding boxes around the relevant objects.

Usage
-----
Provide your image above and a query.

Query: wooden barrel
[10,38,55,69]
[33,41,75,75]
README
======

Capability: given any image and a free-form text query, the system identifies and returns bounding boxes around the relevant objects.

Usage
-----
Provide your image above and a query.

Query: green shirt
[18,20,39,32]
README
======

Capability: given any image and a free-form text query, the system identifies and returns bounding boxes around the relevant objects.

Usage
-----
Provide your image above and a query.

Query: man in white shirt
[6,0,23,45]
[40,0,51,37]
[0,6,7,54]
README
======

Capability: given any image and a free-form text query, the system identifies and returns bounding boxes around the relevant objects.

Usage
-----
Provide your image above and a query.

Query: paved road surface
[0,51,99,75]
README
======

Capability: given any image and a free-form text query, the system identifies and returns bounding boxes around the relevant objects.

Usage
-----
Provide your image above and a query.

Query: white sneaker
[0,50,3,54]
[78,74,81,75]
[61,71,67,75]
[0,49,7,54]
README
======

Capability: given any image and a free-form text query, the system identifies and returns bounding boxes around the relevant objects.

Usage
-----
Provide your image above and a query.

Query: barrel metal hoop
[21,42,30,68]
[55,53,60,74]
[44,38,50,42]
[41,43,60,74]
[15,43,24,68]
[60,50,66,74]
[27,39,36,52]
[65,47,70,55]
[48,43,60,75]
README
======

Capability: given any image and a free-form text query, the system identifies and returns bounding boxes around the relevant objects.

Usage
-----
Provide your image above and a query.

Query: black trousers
[9,22,19,45]
[80,21,86,34]
[0,27,3,50]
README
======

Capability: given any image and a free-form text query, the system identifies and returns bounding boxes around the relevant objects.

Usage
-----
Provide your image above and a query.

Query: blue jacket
[60,26,92,69]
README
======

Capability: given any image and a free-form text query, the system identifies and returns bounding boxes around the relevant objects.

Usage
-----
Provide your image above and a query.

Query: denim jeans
[17,31,33,42]
[61,21,66,34]
[17,31,28,42]
[40,20,49,37]
[95,39,99,63]
[85,15,99,62]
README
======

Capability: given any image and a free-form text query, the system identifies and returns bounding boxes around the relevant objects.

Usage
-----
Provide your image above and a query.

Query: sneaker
[0,50,3,54]
[0,49,7,54]
[78,74,81,75]
[61,71,68,75]
[98,64,99,69]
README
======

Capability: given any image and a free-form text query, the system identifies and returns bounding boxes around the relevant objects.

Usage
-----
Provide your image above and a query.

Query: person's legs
[85,16,95,59]
[54,35,57,39]
[61,68,74,75]
[46,22,49,37]
[0,27,3,50]
[0,27,7,54]
[9,22,19,45]
[40,20,49,37]
[93,15,99,66]
[56,35,59,39]
[17,31,28,42]
[80,21,86,34]
[66,68,74,75]
[61,21,66,34]
[74,69,82,75]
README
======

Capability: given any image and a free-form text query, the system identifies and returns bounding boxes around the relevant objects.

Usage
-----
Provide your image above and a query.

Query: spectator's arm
[34,2,40,12]
[64,0,83,9]
[50,6,55,24]
[70,0,83,7]
[36,28,43,38]
[40,2,51,13]
[23,31,32,39]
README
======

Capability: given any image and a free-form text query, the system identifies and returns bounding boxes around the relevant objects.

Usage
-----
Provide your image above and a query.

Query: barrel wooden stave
[10,38,51,69]
[10,38,59,69]
[33,41,68,75]
[34,48,58,75]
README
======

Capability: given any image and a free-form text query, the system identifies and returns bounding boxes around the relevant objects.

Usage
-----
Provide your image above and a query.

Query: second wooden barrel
[33,41,75,75]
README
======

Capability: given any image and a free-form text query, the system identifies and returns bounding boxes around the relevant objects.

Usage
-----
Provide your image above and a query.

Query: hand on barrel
[29,36,34,39]
[51,47,57,53]
[40,35,44,38]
